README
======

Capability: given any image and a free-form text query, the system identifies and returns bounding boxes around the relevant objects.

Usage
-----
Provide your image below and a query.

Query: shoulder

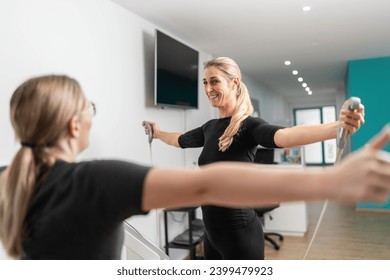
[202,117,231,130]
[50,160,151,188]
[50,160,151,214]
[72,160,151,179]
[243,116,270,128]
[202,118,219,128]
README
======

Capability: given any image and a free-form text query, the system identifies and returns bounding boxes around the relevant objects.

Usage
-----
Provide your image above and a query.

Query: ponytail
[218,80,253,151]
[0,147,36,258]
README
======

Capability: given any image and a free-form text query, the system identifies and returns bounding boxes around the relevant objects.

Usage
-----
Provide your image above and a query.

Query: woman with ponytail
[1,74,385,260]
[144,57,366,260]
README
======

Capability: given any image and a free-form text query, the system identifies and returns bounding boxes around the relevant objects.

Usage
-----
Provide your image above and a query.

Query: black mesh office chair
[254,204,284,250]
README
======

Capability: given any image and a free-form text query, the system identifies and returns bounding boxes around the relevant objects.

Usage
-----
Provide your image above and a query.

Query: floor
[264,201,390,260]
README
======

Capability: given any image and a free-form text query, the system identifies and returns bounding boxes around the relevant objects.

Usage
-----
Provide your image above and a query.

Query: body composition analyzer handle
[142,121,154,144]
[336,97,361,164]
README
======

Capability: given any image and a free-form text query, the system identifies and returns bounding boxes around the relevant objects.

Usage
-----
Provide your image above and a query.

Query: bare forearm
[275,122,339,147]
[155,131,181,147]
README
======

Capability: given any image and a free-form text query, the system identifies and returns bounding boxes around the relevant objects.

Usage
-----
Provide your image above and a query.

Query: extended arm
[274,103,365,147]
[274,122,338,147]
[143,121,181,147]
[142,126,390,211]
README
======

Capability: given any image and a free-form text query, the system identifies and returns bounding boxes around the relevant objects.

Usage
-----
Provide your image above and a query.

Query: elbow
[274,128,288,147]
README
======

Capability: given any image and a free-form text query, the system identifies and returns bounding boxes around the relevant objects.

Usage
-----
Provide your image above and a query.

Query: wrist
[318,167,338,200]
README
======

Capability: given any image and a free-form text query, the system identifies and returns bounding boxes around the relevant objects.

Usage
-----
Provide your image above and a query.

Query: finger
[366,124,390,150]
[343,117,359,128]
[378,150,390,164]
[358,103,365,114]
[342,110,363,121]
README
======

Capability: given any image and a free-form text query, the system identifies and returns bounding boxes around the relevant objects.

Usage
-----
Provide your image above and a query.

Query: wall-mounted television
[154,29,199,109]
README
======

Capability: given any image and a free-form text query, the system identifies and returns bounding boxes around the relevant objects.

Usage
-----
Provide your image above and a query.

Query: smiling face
[203,66,238,115]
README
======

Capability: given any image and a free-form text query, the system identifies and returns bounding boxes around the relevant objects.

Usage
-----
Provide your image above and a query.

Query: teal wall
[346,56,390,210]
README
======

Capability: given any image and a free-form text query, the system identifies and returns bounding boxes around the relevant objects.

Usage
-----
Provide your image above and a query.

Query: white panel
[324,139,337,163]
[264,202,308,236]
[295,109,323,164]
[303,143,323,164]
[263,165,308,236]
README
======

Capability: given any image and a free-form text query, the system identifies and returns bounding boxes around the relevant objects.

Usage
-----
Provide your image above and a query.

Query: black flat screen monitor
[154,30,199,109]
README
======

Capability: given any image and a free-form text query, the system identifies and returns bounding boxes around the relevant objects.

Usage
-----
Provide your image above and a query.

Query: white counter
[262,164,308,236]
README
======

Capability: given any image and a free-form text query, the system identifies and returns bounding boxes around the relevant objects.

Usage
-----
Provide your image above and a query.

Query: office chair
[254,204,284,251]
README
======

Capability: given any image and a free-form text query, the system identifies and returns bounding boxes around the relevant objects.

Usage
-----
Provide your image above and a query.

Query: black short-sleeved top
[1,160,150,259]
[178,116,283,229]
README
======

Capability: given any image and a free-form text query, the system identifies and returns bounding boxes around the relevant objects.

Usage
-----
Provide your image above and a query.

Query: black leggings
[203,216,265,260]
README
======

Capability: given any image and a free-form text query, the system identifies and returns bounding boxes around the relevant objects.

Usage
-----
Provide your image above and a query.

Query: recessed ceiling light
[303,6,311,12]
[308,91,313,95]
[298,77,303,82]
[292,70,298,75]
[284,60,291,66]
[305,87,310,91]
[302,83,307,87]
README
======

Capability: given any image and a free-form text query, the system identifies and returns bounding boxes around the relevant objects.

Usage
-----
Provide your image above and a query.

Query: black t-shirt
[178,116,283,228]
[1,160,150,259]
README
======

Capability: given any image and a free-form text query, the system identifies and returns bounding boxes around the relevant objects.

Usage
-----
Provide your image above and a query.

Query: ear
[231,77,239,90]
[68,115,81,139]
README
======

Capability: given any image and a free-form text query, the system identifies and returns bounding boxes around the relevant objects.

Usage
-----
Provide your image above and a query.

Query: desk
[163,207,203,260]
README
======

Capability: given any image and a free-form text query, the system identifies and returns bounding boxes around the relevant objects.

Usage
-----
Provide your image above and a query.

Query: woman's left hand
[339,102,365,135]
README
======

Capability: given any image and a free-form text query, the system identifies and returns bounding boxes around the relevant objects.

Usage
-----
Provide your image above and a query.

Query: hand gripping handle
[142,121,154,144]
[337,97,361,151]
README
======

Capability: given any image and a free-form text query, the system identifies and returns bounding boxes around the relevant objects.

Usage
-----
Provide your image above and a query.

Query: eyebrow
[203,76,219,81]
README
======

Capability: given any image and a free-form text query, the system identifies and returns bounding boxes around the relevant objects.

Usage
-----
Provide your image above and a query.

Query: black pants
[203,216,265,260]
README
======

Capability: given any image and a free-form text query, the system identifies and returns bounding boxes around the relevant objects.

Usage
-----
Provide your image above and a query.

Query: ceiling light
[284,60,291,66]
[298,77,303,82]
[303,6,311,11]
[302,83,307,87]
[305,87,310,91]
[308,91,313,95]
[292,70,298,75]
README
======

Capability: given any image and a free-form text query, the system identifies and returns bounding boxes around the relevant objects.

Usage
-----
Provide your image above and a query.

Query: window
[294,106,336,165]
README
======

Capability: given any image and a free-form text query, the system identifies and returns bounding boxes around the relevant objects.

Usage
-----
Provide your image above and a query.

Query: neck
[218,95,237,118]
[218,106,235,118]
[50,138,79,163]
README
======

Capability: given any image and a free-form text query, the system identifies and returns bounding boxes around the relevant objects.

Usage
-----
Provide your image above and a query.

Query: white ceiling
[112,0,390,103]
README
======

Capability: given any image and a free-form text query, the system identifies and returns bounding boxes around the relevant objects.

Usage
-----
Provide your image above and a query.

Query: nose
[205,83,212,94]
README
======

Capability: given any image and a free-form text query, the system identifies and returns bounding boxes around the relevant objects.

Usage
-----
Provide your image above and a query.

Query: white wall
[0,0,282,259]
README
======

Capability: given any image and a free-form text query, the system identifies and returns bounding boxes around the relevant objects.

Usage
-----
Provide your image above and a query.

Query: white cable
[302,137,345,259]
[302,200,328,259]
[147,143,161,248]
[148,142,153,166]
[143,128,160,248]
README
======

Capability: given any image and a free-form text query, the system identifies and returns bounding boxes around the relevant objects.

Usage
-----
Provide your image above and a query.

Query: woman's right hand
[329,125,390,204]
[142,121,160,139]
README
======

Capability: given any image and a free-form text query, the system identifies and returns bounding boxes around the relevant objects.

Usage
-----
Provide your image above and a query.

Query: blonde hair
[204,57,253,152]
[0,75,87,258]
